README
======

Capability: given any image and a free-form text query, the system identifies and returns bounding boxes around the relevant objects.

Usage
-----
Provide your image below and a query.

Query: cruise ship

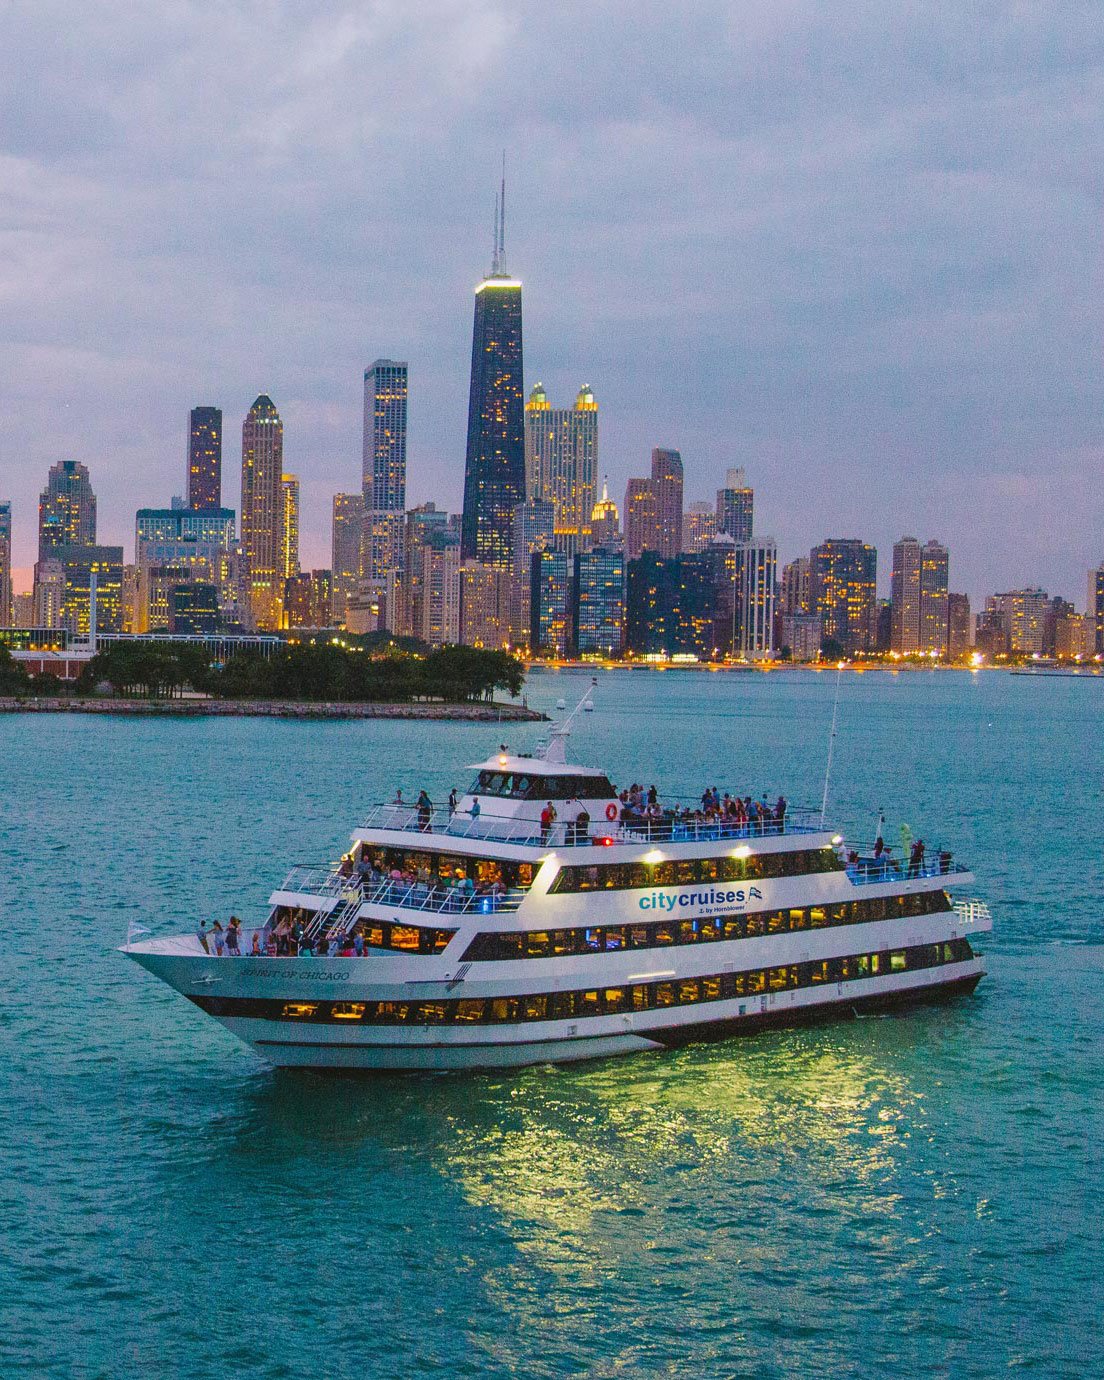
[125,691,992,1071]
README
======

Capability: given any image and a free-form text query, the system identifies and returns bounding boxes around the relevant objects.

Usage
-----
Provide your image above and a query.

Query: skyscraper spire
[490,153,507,276]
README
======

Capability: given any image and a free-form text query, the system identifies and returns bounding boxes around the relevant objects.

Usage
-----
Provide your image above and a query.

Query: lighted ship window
[196,940,976,1028]
[549,848,843,893]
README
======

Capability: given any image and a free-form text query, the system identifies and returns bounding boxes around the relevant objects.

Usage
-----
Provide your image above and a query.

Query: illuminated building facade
[716,468,753,542]
[240,395,284,630]
[780,556,812,615]
[811,539,877,654]
[0,500,11,626]
[53,544,123,637]
[589,480,622,552]
[890,537,922,653]
[331,493,364,626]
[625,552,714,658]
[284,570,333,630]
[919,542,949,654]
[530,549,570,657]
[461,187,524,570]
[135,507,238,627]
[524,384,598,549]
[572,548,625,658]
[39,461,96,562]
[624,449,683,559]
[280,474,300,580]
[683,501,716,554]
[1087,564,1104,653]
[363,360,408,587]
[187,407,223,510]
[459,562,512,649]
[734,538,776,657]
[510,497,555,645]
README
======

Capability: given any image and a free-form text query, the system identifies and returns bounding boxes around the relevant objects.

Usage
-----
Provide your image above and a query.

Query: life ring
[605,802,618,821]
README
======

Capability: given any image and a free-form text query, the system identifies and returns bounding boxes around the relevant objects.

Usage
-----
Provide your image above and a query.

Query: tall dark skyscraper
[38,460,96,562]
[461,171,524,570]
[363,359,408,587]
[188,406,223,509]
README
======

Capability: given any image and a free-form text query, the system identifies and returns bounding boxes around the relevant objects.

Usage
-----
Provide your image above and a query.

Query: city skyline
[0,7,1100,601]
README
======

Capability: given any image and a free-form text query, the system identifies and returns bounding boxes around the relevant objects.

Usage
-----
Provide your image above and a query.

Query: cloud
[0,0,1101,602]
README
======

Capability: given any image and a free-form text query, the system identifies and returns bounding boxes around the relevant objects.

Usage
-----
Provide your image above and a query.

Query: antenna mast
[820,663,843,823]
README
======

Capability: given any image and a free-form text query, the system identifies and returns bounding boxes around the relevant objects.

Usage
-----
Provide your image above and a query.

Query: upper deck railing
[358,801,828,849]
[277,865,526,915]
[845,854,967,885]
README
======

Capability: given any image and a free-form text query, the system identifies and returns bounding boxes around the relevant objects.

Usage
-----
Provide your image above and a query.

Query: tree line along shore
[0,640,542,719]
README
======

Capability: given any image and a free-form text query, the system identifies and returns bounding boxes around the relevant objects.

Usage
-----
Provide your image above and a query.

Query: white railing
[953,899,993,927]
[359,801,828,848]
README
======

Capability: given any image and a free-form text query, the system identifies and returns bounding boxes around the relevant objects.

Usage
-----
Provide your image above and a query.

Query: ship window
[889,951,907,972]
[525,994,548,1020]
[455,999,485,1022]
[809,907,828,928]
[808,962,829,984]
[331,1003,366,1020]
[281,1002,318,1019]
[747,971,766,994]
[604,987,626,1011]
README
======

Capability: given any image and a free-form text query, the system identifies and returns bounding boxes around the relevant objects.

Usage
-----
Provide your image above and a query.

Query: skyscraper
[734,539,777,657]
[530,548,570,656]
[624,449,684,559]
[363,359,408,587]
[460,176,524,569]
[38,461,96,562]
[811,539,878,654]
[892,536,949,654]
[624,477,658,561]
[1088,564,1104,654]
[510,497,555,645]
[280,474,300,580]
[524,383,599,548]
[919,541,949,655]
[683,501,716,554]
[572,547,625,658]
[890,537,922,653]
[947,593,973,658]
[651,449,684,559]
[0,500,11,626]
[240,395,284,630]
[715,467,753,542]
[331,493,364,626]
[187,407,223,510]
[589,480,622,552]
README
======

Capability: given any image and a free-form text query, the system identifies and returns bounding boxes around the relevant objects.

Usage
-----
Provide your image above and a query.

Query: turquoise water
[1,669,1101,1378]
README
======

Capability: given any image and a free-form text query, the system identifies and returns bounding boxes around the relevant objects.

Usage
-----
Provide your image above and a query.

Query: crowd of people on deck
[616,783,788,837]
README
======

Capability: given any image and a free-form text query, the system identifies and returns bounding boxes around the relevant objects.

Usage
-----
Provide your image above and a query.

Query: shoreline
[0,697,547,721]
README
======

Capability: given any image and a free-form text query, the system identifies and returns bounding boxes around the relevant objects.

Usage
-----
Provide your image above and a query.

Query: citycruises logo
[638,886,764,913]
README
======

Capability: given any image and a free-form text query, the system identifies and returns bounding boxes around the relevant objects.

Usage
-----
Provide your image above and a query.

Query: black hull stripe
[248,974,984,1053]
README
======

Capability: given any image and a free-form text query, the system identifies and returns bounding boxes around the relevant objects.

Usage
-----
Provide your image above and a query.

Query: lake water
[1,669,1101,1378]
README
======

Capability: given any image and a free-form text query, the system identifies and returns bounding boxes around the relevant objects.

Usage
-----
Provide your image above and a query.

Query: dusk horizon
[2,3,1102,604]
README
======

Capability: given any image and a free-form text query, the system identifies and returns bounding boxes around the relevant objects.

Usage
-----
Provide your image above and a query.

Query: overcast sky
[1,1,1101,601]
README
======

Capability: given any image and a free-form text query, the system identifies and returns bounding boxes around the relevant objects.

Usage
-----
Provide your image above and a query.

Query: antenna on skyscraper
[499,151,506,268]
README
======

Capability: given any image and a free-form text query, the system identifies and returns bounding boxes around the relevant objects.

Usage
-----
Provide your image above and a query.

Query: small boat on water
[125,690,991,1071]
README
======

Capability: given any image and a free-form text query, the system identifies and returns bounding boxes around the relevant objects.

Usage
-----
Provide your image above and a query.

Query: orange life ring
[605,802,618,821]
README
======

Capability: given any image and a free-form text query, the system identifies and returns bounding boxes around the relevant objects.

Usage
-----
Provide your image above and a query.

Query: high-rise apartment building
[890,537,922,653]
[0,500,11,626]
[524,383,599,549]
[892,537,949,654]
[715,468,753,542]
[651,448,684,559]
[572,548,625,658]
[530,549,570,657]
[510,497,555,645]
[919,541,949,654]
[985,589,1048,654]
[363,359,408,587]
[683,501,716,554]
[625,552,715,659]
[280,474,300,580]
[459,562,512,649]
[734,539,777,657]
[811,539,878,654]
[187,407,223,509]
[624,478,658,561]
[331,493,364,626]
[624,449,684,560]
[947,593,973,659]
[461,186,524,570]
[780,556,812,615]
[38,461,96,562]
[33,562,65,629]
[240,395,284,630]
[1087,564,1104,654]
